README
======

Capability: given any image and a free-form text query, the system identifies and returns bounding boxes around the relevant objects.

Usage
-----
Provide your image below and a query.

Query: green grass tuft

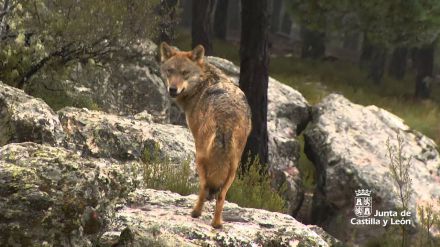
[228,159,287,213]
[142,144,197,196]
[30,84,100,111]
[141,145,287,212]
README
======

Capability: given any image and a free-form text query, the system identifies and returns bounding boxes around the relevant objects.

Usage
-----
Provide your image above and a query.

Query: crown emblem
[355,189,371,197]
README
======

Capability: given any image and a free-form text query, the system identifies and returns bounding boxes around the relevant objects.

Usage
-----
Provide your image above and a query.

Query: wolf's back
[196,79,251,158]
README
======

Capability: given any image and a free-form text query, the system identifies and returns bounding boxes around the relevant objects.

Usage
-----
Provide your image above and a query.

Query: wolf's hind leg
[211,168,236,228]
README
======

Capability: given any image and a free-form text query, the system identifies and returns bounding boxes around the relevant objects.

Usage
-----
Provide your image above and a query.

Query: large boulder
[304,94,440,244]
[58,107,195,164]
[0,82,64,146]
[98,189,341,247]
[0,143,141,246]
[65,40,169,122]
[205,57,310,216]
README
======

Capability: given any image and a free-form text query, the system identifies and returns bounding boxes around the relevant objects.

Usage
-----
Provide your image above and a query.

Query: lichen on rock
[0,82,64,147]
[0,142,142,246]
[99,189,339,247]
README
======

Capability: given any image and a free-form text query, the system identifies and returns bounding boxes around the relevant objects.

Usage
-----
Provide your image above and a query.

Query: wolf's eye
[166,68,175,74]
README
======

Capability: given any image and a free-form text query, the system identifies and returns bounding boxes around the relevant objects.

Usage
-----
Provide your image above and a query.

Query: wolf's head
[159,42,205,98]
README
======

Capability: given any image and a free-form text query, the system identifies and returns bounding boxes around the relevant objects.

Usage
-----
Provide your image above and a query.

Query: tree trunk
[367,45,387,84]
[213,0,229,40]
[181,0,193,27]
[409,47,418,69]
[300,27,326,59]
[359,35,373,69]
[192,0,216,55]
[227,0,241,32]
[415,42,435,99]
[270,0,283,33]
[156,0,179,44]
[360,36,387,83]
[388,47,408,80]
[239,0,269,172]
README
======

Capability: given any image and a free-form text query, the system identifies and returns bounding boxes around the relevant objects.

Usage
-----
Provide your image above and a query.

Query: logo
[351,189,413,226]
[354,189,372,217]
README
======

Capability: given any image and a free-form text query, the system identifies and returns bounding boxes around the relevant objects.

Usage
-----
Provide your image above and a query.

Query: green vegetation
[287,1,440,47]
[227,159,287,213]
[142,144,197,196]
[1,0,158,87]
[297,135,316,190]
[141,145,287,213]
[386,134,413,247]
[30,86,100,111]
[0,0,163,110]
[417,203,440,247]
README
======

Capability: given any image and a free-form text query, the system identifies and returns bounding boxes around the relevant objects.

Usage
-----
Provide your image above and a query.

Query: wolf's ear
[160,42,176,62]
[191,45,205,64]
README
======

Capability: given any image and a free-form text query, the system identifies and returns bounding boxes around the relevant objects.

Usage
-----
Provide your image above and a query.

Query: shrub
[141,146,287,213]
[417,203,440,247]
[386,133,413,247]
[141,144,197,196]
[227,159,287,213]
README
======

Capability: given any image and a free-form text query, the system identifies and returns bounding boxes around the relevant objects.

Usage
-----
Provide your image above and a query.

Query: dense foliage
[0,0,159,89]
[287,0,440,47]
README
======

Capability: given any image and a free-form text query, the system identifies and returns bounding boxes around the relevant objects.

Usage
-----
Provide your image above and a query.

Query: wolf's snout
[169,87,178,97]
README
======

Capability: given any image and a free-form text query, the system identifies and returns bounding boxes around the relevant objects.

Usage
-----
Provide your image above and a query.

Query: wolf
[159,42,252,228]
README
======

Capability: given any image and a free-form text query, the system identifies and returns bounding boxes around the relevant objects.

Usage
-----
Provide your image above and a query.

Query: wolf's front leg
[191,164,207,218]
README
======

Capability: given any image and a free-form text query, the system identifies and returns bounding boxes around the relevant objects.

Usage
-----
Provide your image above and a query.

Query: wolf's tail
[206,187,220,201]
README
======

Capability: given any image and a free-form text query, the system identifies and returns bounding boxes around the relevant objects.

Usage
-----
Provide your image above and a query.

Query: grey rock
[0,82,64,146]
[304,94,440,244]
[66,40,169,122]
[58,107,195,164]
[98,189,340,247]
[0,143,142,246]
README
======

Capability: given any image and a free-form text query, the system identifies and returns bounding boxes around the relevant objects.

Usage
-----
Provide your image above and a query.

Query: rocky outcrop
[0,143,142,246]
[0,82,64,146]
[58,107,195,164]
[99,189,340,247]
[0,143,339,247]
[206,57,310,216]
[304,94,440,244]
[66,40,169,122]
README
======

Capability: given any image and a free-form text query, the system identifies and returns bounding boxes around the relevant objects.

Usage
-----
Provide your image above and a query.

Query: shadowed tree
[415,41,436,99]
[367,44,387,84]
[239,0,269,172]
[388,47,408,80]
[213,0,229,40]
[270,0,283,33]
[300,26,326,59]
[191,0,215,55]
[155,0,179,44]
[181,0,192,27]
[288,0,440,90]
[359,36,373,69]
